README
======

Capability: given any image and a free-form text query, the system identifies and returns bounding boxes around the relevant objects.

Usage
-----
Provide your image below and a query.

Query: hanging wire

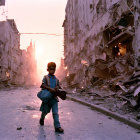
[20,33,64,36]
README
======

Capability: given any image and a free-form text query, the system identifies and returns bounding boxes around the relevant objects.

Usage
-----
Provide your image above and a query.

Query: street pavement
[0,87,140,140]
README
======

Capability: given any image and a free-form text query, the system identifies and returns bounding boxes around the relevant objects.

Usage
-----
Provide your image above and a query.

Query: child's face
[47,66,56,75]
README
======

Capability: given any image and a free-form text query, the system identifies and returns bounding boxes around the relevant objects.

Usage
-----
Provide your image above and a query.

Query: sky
[3,0,67,77]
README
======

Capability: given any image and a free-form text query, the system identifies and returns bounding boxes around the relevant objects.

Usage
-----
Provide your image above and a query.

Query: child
[39,62,64,133]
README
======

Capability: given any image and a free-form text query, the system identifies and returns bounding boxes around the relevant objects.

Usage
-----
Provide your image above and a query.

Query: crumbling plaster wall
[63,0,140,87]
[133,0,140,66]
[0,20,21,85]
[0,20,38,86]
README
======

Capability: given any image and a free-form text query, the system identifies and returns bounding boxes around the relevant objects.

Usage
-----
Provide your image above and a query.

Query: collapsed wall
[63,0,140,89]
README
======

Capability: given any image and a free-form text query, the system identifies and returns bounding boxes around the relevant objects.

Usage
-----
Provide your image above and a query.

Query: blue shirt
[48,74,56,88]
[42,74,57,88]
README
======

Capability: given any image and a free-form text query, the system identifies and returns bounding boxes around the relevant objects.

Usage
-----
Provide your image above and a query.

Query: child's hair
[47,62,56,69]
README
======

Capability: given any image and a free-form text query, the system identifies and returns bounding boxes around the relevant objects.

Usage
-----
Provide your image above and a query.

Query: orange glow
[6,72,10,78]
[118,43,126,56]
[64,66,67,70]
[67,72,69,77]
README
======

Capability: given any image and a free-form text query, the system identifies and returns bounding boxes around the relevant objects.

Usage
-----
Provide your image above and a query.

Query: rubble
[17,127,22,130]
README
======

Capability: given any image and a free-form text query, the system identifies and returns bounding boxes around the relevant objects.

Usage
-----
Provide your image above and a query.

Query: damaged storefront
[63,0,140,112]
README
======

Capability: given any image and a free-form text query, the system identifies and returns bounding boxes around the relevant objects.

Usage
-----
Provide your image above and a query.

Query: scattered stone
[23,105,36,111]
[117,95,137,107]
[89,96,94,100]
[108,117,112,120]
[121,101,127,106]
[136,114,140,119]
[134,85,140,97]
[17,127,22,130]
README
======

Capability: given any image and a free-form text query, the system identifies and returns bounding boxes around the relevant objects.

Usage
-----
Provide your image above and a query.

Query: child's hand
[49,88,56,93]
[55,86,59,92]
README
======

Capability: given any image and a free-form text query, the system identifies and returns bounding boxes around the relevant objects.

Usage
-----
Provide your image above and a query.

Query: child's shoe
[55,127,64,133]
[39,118,44,126]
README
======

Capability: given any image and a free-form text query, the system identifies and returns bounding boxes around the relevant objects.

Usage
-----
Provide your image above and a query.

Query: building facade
[0,19,38,86]
[63,0,140,88]
[0,19,22,85]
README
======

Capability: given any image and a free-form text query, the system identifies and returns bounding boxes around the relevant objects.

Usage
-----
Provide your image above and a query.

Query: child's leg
[39,112,48,125]
[41,112,47,120]
[52,102,61,128]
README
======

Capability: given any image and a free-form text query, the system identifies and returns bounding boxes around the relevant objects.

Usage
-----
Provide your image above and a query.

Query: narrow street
[0,87,139,140]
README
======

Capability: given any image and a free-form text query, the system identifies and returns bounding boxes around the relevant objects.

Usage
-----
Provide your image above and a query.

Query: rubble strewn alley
[0,87,140,139]
[0,0,140,139]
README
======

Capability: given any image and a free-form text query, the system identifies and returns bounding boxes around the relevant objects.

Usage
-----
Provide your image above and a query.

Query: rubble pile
[89,54,140,108]
[62,53,140,120]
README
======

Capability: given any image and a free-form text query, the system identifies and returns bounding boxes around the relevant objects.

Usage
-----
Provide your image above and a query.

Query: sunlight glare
[35,43,62,79]
[35,46,43,59]
[32,114,39,119]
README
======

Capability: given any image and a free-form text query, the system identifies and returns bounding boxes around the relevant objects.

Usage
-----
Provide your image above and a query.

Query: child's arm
[41,83,56,93]
[40,75,56,93]
[55,79,62,90]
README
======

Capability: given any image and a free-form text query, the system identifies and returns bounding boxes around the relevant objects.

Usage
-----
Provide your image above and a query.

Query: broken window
[117,12,134,27]
[104,12,134,43]
[112,42,127,58]
[90,4,93,9]
[103,12,134,59]
[110,36,133,59]
[118,43,126,56]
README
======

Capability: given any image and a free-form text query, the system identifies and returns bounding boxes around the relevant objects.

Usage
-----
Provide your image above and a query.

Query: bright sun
[35,46,43,59]
[35,43,62,77]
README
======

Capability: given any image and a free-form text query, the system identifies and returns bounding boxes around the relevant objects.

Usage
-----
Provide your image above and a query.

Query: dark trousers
[41,101,61,128]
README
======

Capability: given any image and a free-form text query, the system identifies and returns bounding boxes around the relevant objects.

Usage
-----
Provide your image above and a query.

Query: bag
[38,75,66,101]
[37,90,50,101]
[56,89,67,100]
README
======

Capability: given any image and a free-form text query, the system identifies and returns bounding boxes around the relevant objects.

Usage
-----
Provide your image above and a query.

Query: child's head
[47,62,56,75]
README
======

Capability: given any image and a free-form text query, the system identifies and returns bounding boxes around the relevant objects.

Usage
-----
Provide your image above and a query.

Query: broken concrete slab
[117,95,137,107]
[134,85,140,97]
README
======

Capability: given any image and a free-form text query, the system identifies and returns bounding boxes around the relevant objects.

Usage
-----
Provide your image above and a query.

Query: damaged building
[0,19,22,86]
[0,19,38,87]
[63,0,140,106]
[63,0,140,86]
